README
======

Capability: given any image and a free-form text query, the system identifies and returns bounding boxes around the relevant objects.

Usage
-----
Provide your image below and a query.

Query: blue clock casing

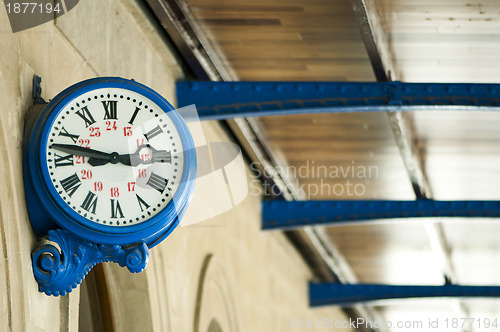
[23,77,196,295]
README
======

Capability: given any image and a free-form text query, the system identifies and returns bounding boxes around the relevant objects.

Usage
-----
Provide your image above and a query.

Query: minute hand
[88,145,172,166]
[50,143,112,160]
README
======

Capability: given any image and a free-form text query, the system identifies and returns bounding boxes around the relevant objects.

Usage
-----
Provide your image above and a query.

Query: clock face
[43,87,184,227]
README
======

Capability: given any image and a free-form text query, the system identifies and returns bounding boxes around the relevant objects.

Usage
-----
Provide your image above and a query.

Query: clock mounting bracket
[32,228,149,296]
[32,74,46,105]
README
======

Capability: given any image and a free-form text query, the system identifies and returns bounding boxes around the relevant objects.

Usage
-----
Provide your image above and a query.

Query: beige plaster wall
[0,0,352,331]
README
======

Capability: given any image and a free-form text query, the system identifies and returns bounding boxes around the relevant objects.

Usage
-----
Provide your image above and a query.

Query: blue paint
[24,77,196,295]
[176,81,500,120]
[310,283,500,307]
[25,77,196,246]
[262,200,500,230]
[32,229,149,296]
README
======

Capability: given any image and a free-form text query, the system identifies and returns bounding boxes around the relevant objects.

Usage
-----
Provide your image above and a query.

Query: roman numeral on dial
[102,101,118,120]
[128,107,140,125]
[60,173,81,197]
[81,191,98,214]
[76,106,96,128]
[144,125,163,141]
[54,153,74,167]
[152,150,171,163]
[146,172,168,193]
[58,127,79,143]
[136,194,150,212]
[110,199,124,218]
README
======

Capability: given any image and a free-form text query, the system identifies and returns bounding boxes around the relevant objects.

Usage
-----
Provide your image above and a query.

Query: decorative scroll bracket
[32,75,46,105]
[32,229,149,296]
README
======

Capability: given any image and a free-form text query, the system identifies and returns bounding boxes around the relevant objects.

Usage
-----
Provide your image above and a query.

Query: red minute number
[110,187,119,197]
[89,127,101,137]
[81,170,93,180]
[94,182,103,192]
[78,139,90,148]
[123,127,132,137]
[106,121,117,131]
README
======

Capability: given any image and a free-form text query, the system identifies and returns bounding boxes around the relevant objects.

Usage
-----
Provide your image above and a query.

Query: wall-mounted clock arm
[32,75,47,105]
[32,229,149,296]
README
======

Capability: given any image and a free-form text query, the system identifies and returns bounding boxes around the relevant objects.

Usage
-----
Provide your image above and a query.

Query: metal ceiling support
[387,112,432,199]
[262,200,500,231]
[339,1,469,325]
[229,119,387,332]
[348,0,463,306]
[349,0,432,197]
[349,0,397,82]
[176,81,500,120]
[145,0,215,80]
[310,283,500,307]
[146,2,388,329]
[144,0,236,81]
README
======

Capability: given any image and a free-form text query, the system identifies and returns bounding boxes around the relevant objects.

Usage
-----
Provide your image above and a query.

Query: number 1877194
[5,2,62,14]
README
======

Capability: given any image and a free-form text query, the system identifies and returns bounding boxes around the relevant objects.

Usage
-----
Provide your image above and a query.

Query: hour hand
[88,158,111,167]
[51,143,111,160]
[87,151,137,166]
[85,145,172,166]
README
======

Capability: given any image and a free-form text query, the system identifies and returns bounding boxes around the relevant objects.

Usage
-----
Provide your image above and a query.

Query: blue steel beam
[310,283,500,307]
[176,81,500,120]
[262,200,500,230]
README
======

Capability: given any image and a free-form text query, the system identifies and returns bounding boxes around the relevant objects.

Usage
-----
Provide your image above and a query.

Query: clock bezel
[26,77,196,246]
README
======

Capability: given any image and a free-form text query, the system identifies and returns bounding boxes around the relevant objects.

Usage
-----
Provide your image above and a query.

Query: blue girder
[262,200,500,230]
[310,283,500,307]
[176,81,500,120]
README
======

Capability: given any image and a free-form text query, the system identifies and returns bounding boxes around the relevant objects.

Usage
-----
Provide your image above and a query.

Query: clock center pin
[110,152,119,164]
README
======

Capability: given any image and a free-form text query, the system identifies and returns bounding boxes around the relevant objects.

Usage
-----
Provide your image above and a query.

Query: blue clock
[23,77,196,296]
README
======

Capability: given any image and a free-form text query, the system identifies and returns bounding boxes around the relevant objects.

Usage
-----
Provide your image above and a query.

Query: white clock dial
[44,87,184,226]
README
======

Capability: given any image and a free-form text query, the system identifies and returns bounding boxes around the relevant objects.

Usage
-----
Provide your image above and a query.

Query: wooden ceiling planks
[182,0,420,291]
[174,0,500,326]
[179,0,500,312]
[375,0,500,82]
[185,0,373,80]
